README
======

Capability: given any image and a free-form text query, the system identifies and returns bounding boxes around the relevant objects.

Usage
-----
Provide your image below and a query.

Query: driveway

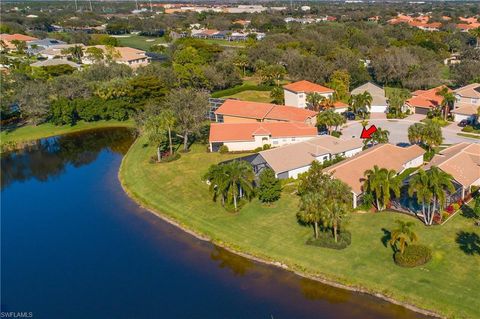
[341,118,480,145]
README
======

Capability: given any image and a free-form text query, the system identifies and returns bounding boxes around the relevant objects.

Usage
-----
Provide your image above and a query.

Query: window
[472,98,479,105]
[262,137,268,141]
[291,137,296,141]
[298,93,304,98]
[323,156,328,161]
[273,140,278,145]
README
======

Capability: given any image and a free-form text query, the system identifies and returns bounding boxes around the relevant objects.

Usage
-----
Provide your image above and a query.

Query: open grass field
[1,120,134,148]
[224,90,273,103]
[115,35,166,51]
[120,138,480,319]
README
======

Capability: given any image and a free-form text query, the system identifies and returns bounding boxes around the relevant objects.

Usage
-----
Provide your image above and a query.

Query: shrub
[394,245,432,268]
[452,203,460,212]
[160,152,181,163]
[462,125,474,133]
[306,230,351,250]
[253,147,263,153]
[257,168,281,203]
[331,131,342,138]
[262,144,271,150]
[442,211,450,221]
[219,145,229,154]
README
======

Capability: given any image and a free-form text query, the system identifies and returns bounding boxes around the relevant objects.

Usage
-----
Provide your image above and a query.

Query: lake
[1,128,428,319]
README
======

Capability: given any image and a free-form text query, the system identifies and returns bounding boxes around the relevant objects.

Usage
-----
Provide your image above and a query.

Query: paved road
[341,118,480,145]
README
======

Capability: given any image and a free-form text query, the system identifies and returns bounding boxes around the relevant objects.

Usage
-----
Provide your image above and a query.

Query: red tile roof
[333,101,348,108]
[0,33,37,42]
[406,86,452,109]
[209,122,318,142]
[283,80,334,94]
[214,99,317,122]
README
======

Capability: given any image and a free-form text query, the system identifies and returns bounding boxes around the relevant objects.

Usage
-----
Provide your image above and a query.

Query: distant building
[82,45,150,68]
[452,83,480,123]
[30,59,81,69]
[0,33,38,50]
[351,82,388,113]
[38,44,85,60]
[26,38,66,55]
[283,80,334,108]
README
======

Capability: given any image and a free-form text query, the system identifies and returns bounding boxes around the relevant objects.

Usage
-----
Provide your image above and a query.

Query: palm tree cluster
[389,220,418,254]
[408,120,443,152]
[408,167,455,225]
[306,92,336,112]
[204,160,255,212]
[349,91,372,119]
[363,165,401,211]
[316,109,346,135]
[364,127,390,148]
[297,162,352,242]
[435,87,456,120]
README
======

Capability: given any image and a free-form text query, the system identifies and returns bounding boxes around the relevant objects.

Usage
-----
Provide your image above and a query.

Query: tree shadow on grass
[381,228,392,249]
[460,205,478,219]
[456,231,480,256]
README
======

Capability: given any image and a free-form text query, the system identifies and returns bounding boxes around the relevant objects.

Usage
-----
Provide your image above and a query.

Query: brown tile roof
[451,104,478,116]
[214,100,317,123]
[260,136,363,174]
[88,45,147,62]
[425,143,480,187]
[283,80,334,94]
[407,85,452,109]
[324,144,425,194]
[0,33,38,42]
[454,83,480,99]
[209,122,318,142]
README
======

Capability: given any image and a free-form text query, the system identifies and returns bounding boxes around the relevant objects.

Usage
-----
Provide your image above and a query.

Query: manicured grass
[1,120,134,147]
[116,35,166,51]
[224,90,273,103]
[457,132,480,140]
[120,138,480,319]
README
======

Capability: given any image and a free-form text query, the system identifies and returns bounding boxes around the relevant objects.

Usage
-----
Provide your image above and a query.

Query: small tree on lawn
[389,220,418,254]
[258,168,281,204]
[144,115,167,162]
[270,86,284,105]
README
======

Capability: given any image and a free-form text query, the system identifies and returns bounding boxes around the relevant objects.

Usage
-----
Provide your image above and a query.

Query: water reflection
[210,246,254,276]
[1,128,134,189]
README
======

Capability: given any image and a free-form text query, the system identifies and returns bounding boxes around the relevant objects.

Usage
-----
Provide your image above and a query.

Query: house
[258,136,364,179]
[0,33,38,50]
[324,144,425,208]
[209,122,318,152]
[30,59,81,69]
[425,143,480,199]
[351,82,388,113]
[82,45,150,68]
[452,83,480,123]
[38,44,85,60]
[333,101,349,114]
[405,86,452,115]
[214,100,318,126]
[283,80,335,108]
[26,38,66,55]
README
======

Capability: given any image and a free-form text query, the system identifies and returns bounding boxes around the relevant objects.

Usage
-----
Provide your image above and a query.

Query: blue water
[1,128,427,319]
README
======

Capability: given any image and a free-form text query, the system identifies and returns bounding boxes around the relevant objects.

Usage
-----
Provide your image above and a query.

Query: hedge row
[394,245,432,268]
[211,84,273,98]
[306,230,351,250]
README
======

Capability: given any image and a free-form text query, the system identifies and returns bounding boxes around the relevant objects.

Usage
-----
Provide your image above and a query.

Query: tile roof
[425,143,480,187]
[451,104,478,116]
[454,83,480,99]
[0,33,38,42]
[324,144,425,194]
[260,136,363,174]
[30,59,80,68]
[209,122,318,142]
[351,82,388,106]
[283,80,334,94]
[87,45,147,62]
[333,101,348,108]
[214,99,317,122]
[406,86,451,109]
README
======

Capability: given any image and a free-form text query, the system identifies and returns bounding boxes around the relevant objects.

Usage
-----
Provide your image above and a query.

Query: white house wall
[284,89,333,108]
[370,104,388,113]
[403,155,424,169]
[222,135,315,151]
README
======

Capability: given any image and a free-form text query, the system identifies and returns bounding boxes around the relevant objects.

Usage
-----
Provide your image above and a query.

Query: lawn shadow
[456,231,480,256]
[381,228,392,250]
[460,205,478,219]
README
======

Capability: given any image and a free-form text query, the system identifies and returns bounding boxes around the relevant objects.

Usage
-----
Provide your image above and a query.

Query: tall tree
[316,109,346,135]
[408,169,432,219]
[435,87,455,120]
[270,86,284,105]
[164,88,209,151]
[257,168,281,204]
[363,165,400,211]
[306,92,325,111]
[144,115,167,162]
[159,109,176,155]
[328,70,350,102]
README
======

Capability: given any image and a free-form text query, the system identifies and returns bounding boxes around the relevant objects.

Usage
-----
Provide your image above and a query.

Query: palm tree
[159,109,176,155]
[233,54,249,76]
[61,45,84,63]
[422,120,443,151]
[427,167,455,224]
[319,97,335,111]
[323,180,351,242]
[204,164,229,206]
[389,220,418,254]
[270,86,284,105]
[364,166,400,211]
[224,161,255,211]
[349,92,372,119]
[298,192,323,239]
[408,169,433,221]
[435,87,455,120]
[366,127,390,147]
[144,115,167,162]
[306,92,325,111]
[407,123,424,145]
[469,27,480,48]
[317,109,345,135]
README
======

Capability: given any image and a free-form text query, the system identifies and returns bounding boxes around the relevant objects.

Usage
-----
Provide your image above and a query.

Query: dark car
[458,119,470,127]
[343,111,356,121]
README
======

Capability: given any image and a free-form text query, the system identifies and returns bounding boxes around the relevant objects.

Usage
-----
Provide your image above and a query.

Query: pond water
[1,128,429,319]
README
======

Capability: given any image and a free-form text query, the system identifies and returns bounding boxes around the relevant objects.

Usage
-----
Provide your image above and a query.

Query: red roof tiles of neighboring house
[333,101,348,108]
[214,99,317,123]
[406,86,452,109]
[456,23,480,31]
[0,33,38,42]
[209,122,318,142]
[283,80,334,94]
[459,17,479,24]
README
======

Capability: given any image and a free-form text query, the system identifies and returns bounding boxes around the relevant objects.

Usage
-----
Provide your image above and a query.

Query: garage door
[415,107,429,115]
[370,105,387,113]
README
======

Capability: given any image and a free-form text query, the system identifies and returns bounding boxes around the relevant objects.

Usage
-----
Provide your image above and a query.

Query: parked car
[458,119,471,127]
[343,111,355,121]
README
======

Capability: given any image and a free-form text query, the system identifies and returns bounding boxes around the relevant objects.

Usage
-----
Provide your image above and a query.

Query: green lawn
[116,35,166,51]
[458,133,480,140]
[120,138,480,319]
[1,120,134,149]
[224,90,273,103]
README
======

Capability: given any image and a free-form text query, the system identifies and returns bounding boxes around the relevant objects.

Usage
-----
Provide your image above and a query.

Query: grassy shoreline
[1,120,134,151]
[119,136,480,319]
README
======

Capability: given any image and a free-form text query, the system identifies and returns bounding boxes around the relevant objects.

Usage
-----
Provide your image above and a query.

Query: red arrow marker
[360,125,377,139]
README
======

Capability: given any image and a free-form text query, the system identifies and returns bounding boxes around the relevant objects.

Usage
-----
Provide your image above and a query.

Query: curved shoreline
[118,138,443,319]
